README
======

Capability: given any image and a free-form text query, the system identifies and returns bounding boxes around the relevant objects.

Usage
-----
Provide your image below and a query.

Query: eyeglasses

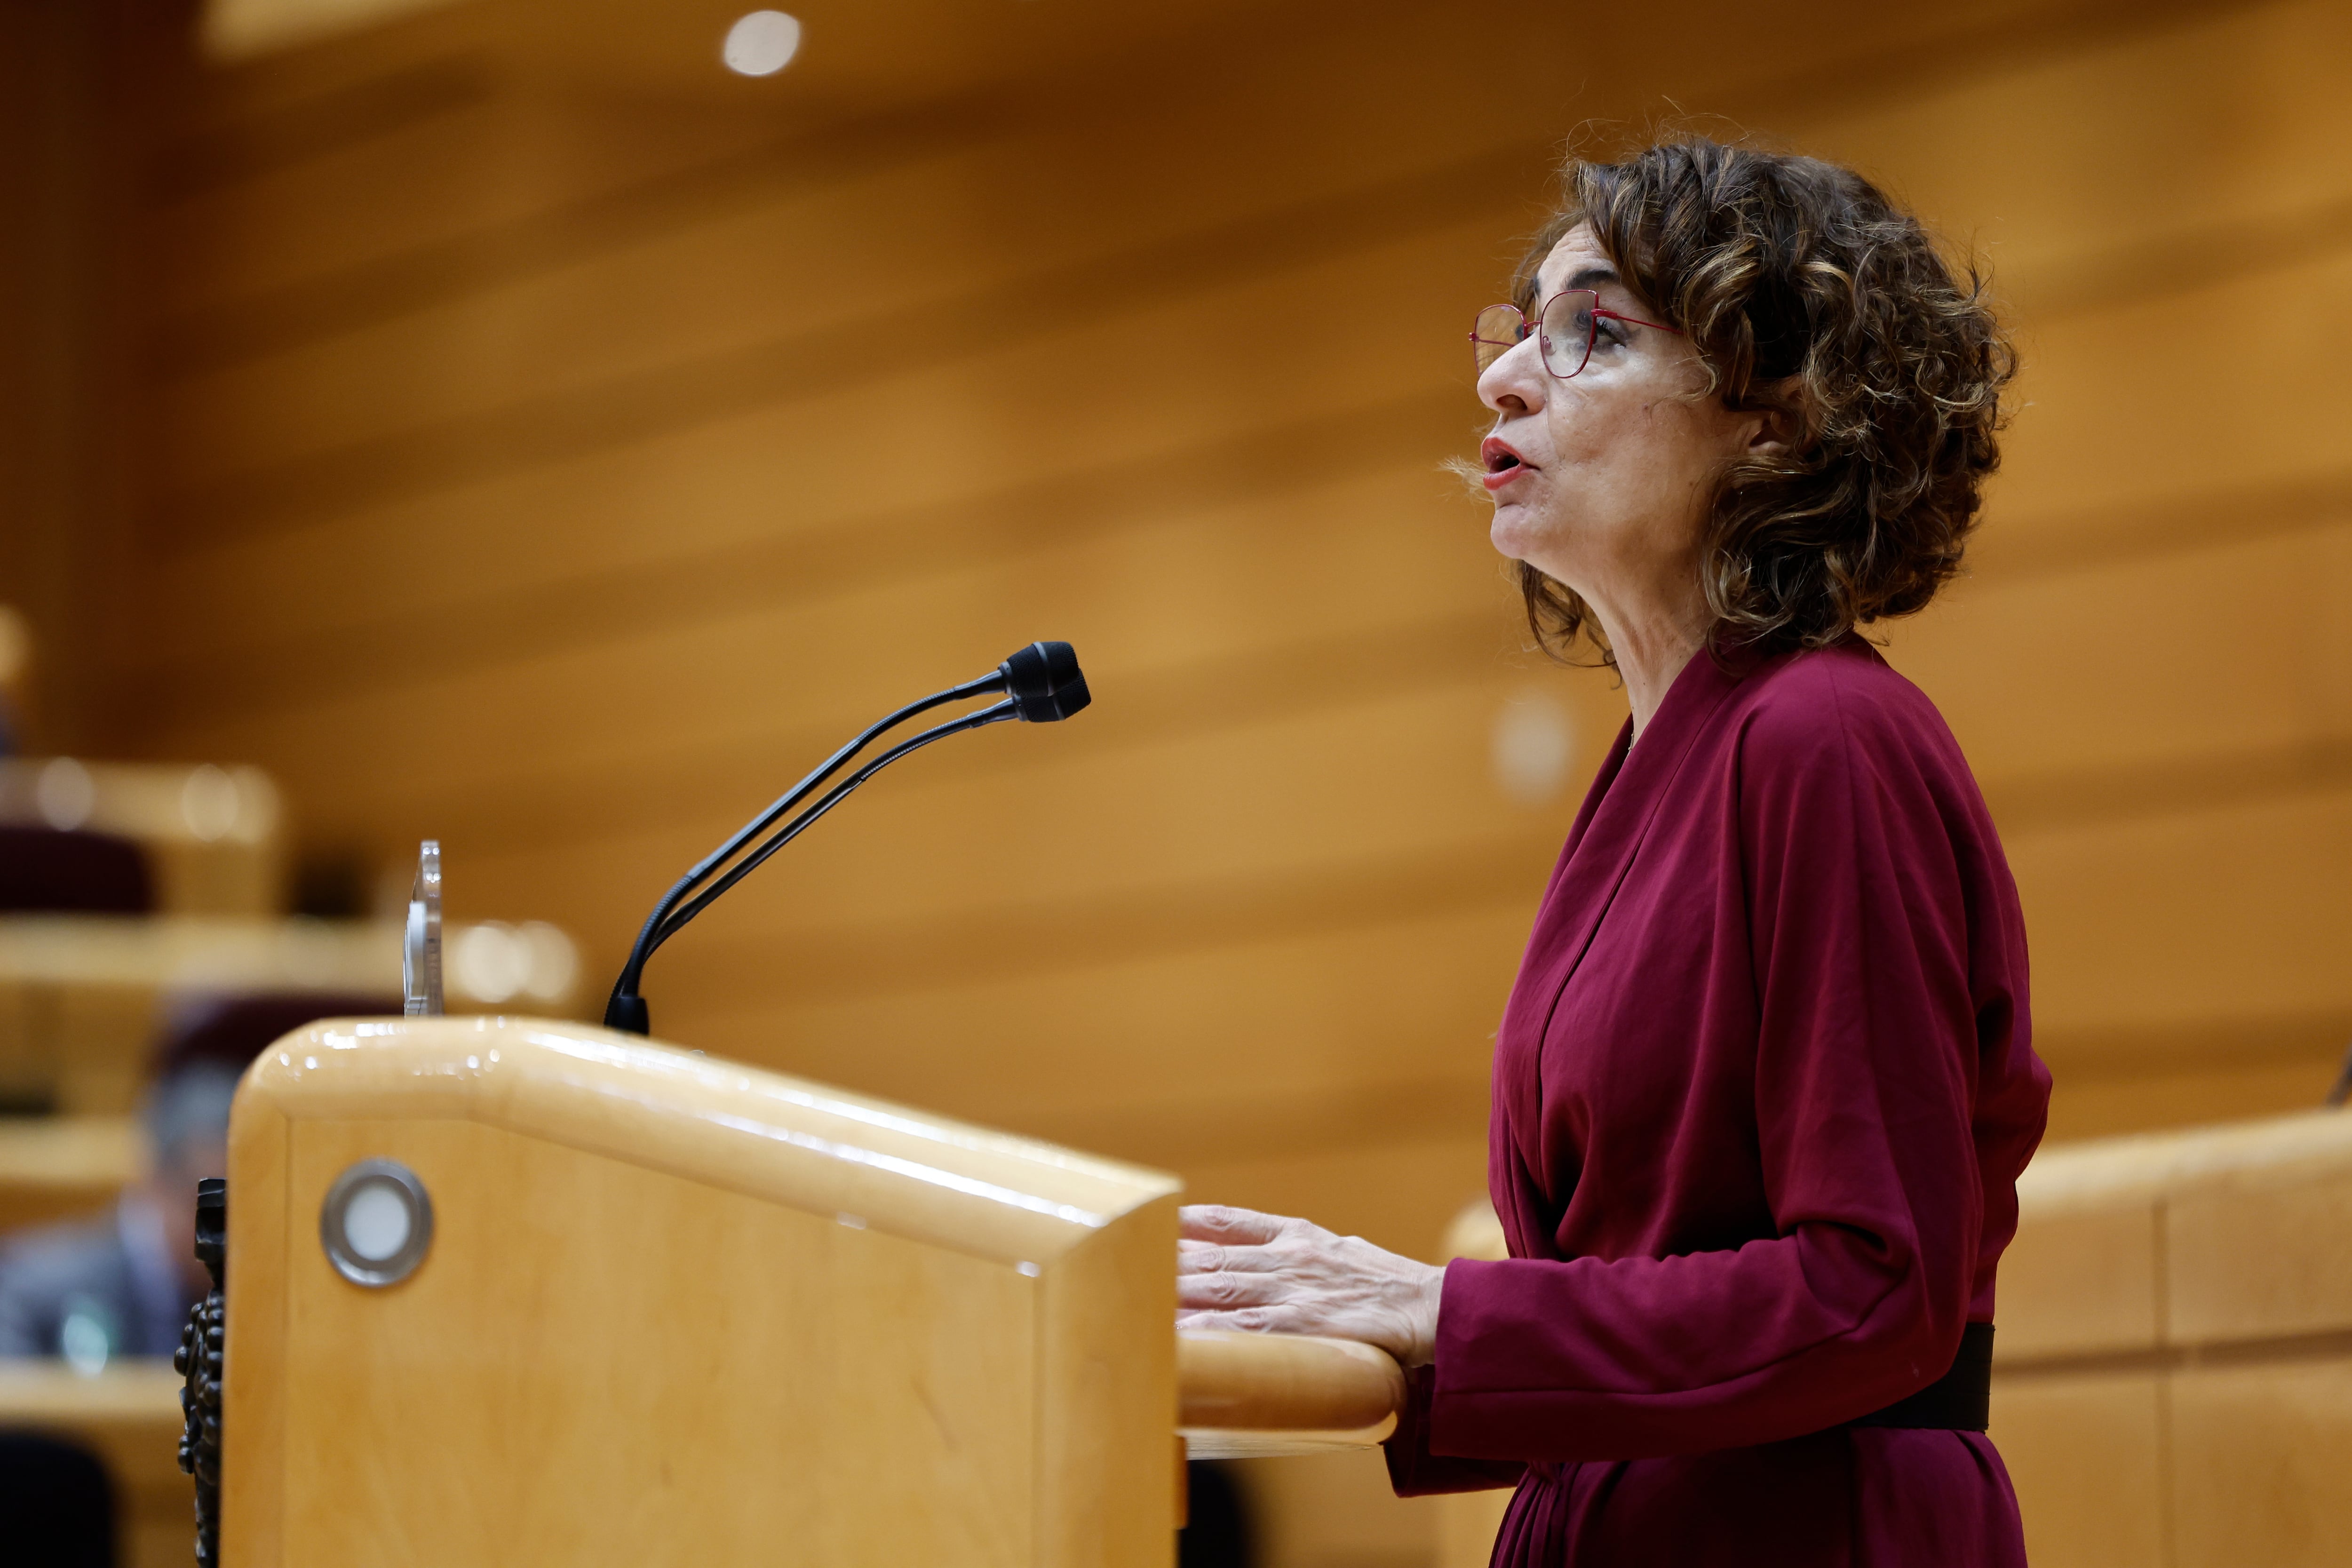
[1470,289,1681,379]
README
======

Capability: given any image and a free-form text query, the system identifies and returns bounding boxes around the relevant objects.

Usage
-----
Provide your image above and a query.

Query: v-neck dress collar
[1495,650,1751,1248]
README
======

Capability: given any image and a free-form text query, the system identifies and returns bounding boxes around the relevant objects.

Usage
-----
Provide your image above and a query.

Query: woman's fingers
[1176,1239,1284,1275]
[1176,1239,1227,1273]
[1176,1305,1294,1336]
[1177,1203,1291,1244]
[1175,1262,1287,1309]
[1171,1217,1448,1365]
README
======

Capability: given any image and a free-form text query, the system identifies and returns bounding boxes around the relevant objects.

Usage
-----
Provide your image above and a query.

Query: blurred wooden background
[5,0,2348,1561]
[13,0,2352,1257]
[6,0,2345,1241]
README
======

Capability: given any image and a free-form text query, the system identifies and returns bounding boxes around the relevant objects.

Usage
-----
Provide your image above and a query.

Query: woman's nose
[1477,336,1546,416]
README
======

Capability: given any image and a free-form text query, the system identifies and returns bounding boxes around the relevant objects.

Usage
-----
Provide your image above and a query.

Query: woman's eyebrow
[1533,263,1623,300]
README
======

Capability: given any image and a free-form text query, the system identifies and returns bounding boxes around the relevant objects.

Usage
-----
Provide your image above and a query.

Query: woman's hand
[1176,1204,1446,1367]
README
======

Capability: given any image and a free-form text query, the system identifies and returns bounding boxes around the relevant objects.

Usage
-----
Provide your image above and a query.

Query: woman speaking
[1175,137,2053,1565]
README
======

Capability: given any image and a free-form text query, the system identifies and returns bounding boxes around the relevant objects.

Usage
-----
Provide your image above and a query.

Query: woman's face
[1476,225,1766,621]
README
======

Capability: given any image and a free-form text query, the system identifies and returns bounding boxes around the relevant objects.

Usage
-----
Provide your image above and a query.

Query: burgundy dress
[1386,640,2050,1566]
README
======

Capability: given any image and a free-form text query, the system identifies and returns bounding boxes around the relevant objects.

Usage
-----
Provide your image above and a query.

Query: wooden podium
[218,1016,1401,1566]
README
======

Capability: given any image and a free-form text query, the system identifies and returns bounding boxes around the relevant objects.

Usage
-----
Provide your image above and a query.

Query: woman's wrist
[1403,1258,1446,1368]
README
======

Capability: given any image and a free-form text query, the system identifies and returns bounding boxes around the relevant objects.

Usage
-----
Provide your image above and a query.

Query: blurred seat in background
[0,758,281,918]
[0,908,580,1118]
[0,620,577,1567]
[0,1430,116,1568]
[0,828,153,918]
[0,990,393,1366]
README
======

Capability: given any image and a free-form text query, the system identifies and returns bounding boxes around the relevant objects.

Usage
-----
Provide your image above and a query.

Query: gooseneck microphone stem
[604,642,1089,1037]
[649,700,1015,951]
[603,675,999,1024]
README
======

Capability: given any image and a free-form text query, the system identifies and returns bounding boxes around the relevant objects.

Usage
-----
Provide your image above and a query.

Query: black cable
[645,699,1017,957]
[601,640,1089,1036]
[604,673,1001,1019]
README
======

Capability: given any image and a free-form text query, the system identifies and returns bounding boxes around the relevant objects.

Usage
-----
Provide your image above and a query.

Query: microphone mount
[603,642,1089,1037]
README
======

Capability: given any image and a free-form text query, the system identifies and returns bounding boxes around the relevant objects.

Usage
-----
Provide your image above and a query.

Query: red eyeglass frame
[1470,288,1682,379]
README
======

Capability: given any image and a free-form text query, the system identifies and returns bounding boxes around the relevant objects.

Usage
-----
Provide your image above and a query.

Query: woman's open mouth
[1480,437,1530,491]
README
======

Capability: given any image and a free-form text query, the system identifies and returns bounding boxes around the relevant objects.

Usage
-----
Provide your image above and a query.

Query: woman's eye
[1593,317,1629,348]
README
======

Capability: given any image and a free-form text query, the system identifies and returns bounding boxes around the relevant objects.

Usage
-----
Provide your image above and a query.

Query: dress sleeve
[1423,680,1994,1461]
[1382,1361,1527,1495]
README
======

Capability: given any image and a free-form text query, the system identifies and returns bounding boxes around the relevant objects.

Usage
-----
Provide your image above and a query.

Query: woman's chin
[1488,507,1549,565]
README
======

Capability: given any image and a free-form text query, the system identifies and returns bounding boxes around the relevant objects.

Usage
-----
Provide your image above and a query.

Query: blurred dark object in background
[289,850,370,920]
[0,988,398,1363]
[151,990,401,1081]
[0,1431,116,1566]
[1179,1460,1255,1568]
[0,828,153,915]
[0,606,25,759]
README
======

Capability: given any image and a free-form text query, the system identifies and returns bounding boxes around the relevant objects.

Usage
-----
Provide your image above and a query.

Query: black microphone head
[999,641,1090,722]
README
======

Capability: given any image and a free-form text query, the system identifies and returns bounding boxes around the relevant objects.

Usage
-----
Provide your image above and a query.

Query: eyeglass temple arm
[1590,306,1680,334]
[1470,298,1681,342]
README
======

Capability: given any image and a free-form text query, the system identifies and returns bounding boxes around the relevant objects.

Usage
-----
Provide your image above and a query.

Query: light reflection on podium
[219,1017,1404,1565]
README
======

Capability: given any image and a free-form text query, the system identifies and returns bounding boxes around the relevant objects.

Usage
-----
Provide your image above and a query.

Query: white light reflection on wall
[723,11,801,77]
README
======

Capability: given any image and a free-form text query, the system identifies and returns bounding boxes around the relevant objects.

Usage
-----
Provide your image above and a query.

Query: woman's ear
[1743,388,1804,461]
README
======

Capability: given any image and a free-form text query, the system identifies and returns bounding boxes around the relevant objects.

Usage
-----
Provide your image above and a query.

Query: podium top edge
[235,1015,1181,1265]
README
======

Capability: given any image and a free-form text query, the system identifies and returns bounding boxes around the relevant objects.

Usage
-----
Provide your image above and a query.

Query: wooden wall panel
[153,76,794,317]
[86,0,2352,1302]
[135,216,1502,670]
[149,60,1556,484]
[1898,524,2352,795]
[2014,789,2352,1035]
[1989,1375,2169,1568]
[1798,0,2352,305]
[15,2,2331,1564]
[136,452,1514,830]
[675,902,1529,1154]
[454,687,1576,932]
[2053,1058,2352,1143]
[0,1,179,755]
[1995,247,2352,532]
[2171,1361,2352,1568]
[157,130,1033,485]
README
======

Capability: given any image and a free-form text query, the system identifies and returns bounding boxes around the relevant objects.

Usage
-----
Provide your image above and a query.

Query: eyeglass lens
[1471,305,1525,374]
[1470,291,1602,378]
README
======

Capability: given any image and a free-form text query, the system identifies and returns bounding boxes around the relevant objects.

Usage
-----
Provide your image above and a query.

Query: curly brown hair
[1505,135,2015,664]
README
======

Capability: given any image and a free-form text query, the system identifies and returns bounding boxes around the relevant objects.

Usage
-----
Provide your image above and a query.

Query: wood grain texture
[1988,1373,2169,1568]
[236,1016,1180,1263]
[68,34,2352,1568]
[222,1015,1181,1566]
[1996,1112,2352,1565]
[0,0,174,758]
[116,0,2352,1174]
[1177,1331,1405,1433]
[2169,1361,2352,1568]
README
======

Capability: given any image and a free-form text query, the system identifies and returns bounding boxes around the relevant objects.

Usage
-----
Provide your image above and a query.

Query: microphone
[1001,638,1089,722]
[602,642,1089,1037]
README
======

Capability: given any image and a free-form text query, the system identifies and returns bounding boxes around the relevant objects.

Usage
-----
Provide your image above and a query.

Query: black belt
[1849,1323,1994,1431]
